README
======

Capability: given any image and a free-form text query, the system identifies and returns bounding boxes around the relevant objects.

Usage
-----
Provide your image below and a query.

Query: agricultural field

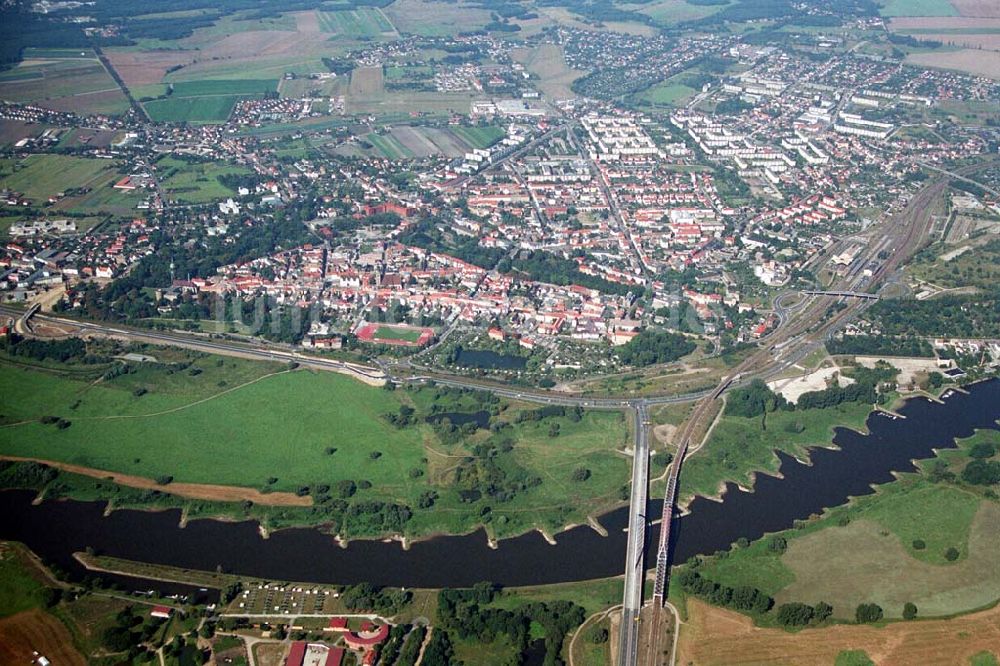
[385,0,494,36]
[627,0,729,26]
[0,347,632,540]
[367,131,415,159]
[0,52,129,116]
[155,155,250,204]
[908,49,1000,78]
[0,543,87,665]
[142,78,277,123]
[317,8,396,37]
[348,66,385,98]
[511,43,586,101]
[103,9,334,92]
[676,597,1000,666]
[880,0,959,17]
[144,95,244,123]
[449,125,506,150]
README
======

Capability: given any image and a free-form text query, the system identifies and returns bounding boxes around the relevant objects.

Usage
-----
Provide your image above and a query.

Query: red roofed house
[344,623,390,650]
[327,617,348,632]
[150,606,172,619]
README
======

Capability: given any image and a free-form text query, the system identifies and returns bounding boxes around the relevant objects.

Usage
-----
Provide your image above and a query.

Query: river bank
[1,379,996,590]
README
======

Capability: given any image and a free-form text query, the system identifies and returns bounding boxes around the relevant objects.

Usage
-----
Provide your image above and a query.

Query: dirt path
[76,369,293,421]
[677,598,1000,665]
[0,455,312,506]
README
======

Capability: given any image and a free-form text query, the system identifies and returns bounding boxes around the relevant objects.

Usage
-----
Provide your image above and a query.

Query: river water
[1,379,997,589]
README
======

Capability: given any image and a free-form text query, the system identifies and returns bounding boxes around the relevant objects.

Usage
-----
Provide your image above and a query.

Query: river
[1,379,997,590]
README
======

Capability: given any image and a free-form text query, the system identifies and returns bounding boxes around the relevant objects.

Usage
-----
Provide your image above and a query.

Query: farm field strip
[317,8,396,37]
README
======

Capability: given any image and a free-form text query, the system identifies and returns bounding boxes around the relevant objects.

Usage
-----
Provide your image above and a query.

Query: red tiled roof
[324,647,345,666]
[286,641,306,666]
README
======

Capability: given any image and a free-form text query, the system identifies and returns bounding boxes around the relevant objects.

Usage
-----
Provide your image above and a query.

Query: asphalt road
[617,400,650,666]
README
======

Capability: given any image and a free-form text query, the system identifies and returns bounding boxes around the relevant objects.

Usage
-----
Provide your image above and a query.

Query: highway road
[617,400,650,666]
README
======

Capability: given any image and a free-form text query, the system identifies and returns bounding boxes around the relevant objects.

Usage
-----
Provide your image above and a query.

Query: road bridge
[617,400,650,666]
[801,290,879,300]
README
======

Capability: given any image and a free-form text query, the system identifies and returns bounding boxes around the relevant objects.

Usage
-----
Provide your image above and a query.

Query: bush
[767,536,787,554]
[912,539,926,550]
[336,480,357,499]
[155,475,173,485]
[369,451,382,460]
[961,459,1000,485]
[902,602,917,620]
[855,603,883,624]
[652,452,673,467]
[588,627,609,644]
[969,442,996,459]
[776,602,814,626]
[944,547,960,561]
[571,468,591,482]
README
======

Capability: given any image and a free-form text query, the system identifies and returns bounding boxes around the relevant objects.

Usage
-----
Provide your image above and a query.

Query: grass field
[155,155,249,203]
[0,350,632,539]
[0,155,117,204]
[835,651,876,666]
[679,401,875,503]
[317,8,395,36]
[881,0,958,16]
[692,469,1000,620]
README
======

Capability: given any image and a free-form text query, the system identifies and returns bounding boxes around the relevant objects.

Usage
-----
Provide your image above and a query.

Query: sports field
[641,82,697,106]
[375,326,424,342]
[356,323,433,346]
